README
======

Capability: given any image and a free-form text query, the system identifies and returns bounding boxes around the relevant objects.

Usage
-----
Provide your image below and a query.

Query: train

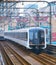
[4,27,46,49]
[0,30,4,40]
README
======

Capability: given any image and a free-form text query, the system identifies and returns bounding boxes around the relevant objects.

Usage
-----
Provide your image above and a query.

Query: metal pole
[49,3,52,44]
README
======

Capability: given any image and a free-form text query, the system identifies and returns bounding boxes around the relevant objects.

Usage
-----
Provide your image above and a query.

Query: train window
[29,31,33,40]
[26,33,27,39]
[16,32,28,41]
[35,32,38,39]
[41,31,44,38]
[23,32,27,41]
[5,32,28,41]
[15,32,18,39]
[38,30,45,44]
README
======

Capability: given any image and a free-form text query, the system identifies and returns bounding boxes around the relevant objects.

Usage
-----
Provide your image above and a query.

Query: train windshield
[29,29,39,44]
[29,29,45,45]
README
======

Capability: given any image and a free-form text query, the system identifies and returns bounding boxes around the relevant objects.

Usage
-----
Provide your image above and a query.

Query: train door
[38,30,45,44]
[33,30,39,44]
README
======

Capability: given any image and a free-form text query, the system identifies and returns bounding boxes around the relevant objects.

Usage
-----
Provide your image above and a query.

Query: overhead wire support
[49,2,52,44]
[0,2,17,9]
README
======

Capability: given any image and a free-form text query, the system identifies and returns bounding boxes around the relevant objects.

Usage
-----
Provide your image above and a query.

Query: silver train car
[4,27,46,49]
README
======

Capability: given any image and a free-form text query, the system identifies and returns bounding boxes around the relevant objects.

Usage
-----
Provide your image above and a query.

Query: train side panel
[4,30,30,49]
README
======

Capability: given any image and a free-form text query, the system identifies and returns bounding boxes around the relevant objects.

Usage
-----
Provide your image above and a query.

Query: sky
[19,0,56,2]
[43,0,56,2]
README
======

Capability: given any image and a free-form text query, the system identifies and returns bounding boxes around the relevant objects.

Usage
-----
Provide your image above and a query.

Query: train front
[29,28,46,49]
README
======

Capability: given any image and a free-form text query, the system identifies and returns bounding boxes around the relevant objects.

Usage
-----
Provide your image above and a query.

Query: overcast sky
[43,0,56,2]
[20,0,56,2]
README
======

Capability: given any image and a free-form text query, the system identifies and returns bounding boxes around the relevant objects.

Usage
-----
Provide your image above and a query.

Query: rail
[0,41,42,65]
[0,41,56,65]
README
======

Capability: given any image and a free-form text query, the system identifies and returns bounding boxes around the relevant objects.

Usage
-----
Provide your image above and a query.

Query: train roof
[4,27,45,32]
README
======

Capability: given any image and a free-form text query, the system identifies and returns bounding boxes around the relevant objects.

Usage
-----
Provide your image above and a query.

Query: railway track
[14,42,56,65]
[0,41,56,65]
[46,44,56,55]
[30,53,56,65]
[0,43,31,65]
[0,41,42,65]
